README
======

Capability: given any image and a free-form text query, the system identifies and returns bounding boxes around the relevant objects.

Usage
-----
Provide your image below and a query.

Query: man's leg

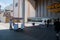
[10,24,13,30]
[56,31,59,40]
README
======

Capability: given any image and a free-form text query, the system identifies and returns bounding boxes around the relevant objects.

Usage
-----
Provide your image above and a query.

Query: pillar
[21,0,25,29]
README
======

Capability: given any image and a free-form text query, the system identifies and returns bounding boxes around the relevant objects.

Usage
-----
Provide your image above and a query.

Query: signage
[47,3,60,13]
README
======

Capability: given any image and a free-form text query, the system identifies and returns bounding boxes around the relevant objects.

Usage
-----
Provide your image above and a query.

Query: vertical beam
[18,0,20,18]
[38,0,41,17]
[37,0,40,17]
[40,0,43,17]
[48,0,51,18]
[44,0,46,17]
[39,0,41,17]
[25,0,28,22]
[50,0,52,18]
[43,0,44,17]
[35,0,38,17]
[46,0,48,17]
[21,0,25,29]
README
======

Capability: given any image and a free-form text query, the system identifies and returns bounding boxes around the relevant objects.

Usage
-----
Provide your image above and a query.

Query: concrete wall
[13,0,36,22]
[28,0,35,17]
[25,0,36,22]
[13,0,19,17]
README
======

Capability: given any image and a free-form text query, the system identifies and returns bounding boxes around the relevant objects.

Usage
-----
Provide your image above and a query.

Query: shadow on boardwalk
[0,25,59,40]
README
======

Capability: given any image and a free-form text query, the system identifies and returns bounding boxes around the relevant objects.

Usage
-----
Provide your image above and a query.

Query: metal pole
[21,0,25,29]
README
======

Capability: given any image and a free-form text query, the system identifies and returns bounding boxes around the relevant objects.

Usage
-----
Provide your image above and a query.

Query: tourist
[10,19,13,30]
[54,18,60,40]
[46,19,50,27]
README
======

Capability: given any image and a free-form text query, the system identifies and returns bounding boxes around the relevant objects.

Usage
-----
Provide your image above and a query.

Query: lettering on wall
[47,3,60,13]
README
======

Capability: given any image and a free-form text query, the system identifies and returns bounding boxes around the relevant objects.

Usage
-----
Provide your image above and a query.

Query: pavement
[0,23,59,40]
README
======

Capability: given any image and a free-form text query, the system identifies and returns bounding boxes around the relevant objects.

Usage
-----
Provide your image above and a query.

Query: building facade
[2,0,60,23]
[35,0,60,18]
[13,0,36,22]
[13,0,60,22]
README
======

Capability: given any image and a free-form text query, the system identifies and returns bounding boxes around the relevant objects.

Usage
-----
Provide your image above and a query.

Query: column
[18,0,20,18]
[35,0,38,17]
[25,0,28,22]
[21,0,25,29]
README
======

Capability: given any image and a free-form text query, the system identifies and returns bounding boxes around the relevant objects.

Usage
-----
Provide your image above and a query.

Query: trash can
[13,23,18,30]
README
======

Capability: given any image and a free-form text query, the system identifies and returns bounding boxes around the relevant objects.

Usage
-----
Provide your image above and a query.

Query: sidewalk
[0,24,59,40]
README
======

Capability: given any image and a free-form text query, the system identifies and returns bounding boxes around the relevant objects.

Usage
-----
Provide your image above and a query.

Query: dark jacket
[54,20,60,32]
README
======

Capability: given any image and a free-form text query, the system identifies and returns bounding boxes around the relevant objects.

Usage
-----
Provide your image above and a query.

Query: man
[54,18,60,40]
[47,19,50,27]
[9,19,13,30]
[9,16,13,30]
